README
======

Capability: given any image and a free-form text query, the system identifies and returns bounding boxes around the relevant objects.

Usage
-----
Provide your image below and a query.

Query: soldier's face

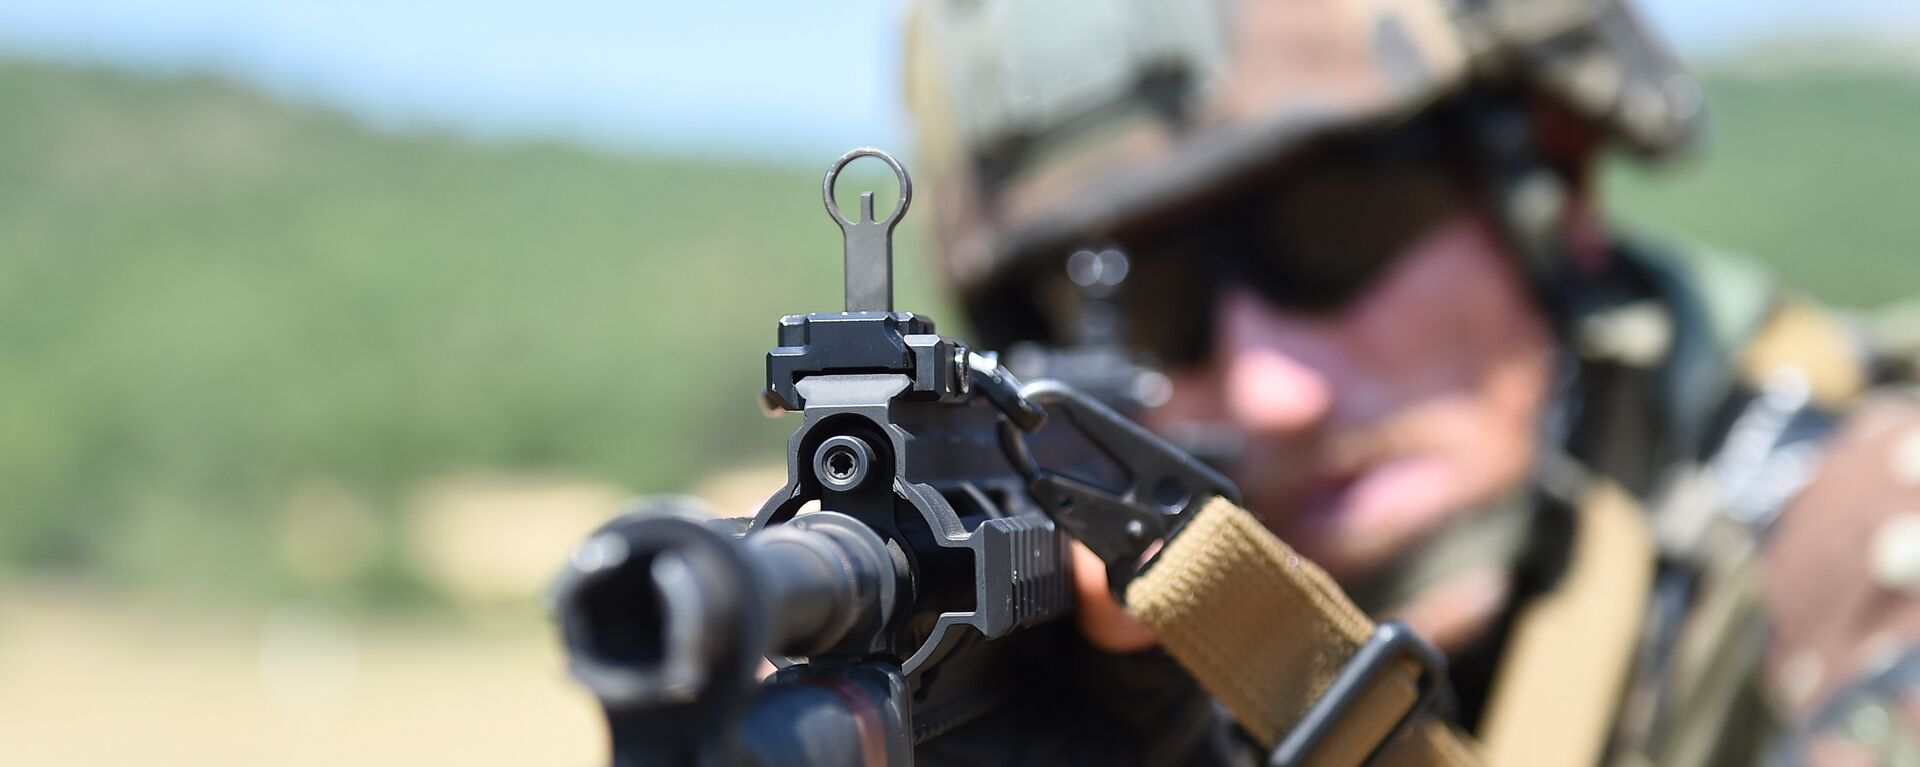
[1146,210,1554,582]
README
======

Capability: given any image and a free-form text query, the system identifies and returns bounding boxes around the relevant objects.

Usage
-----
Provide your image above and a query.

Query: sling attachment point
[967,343,1465,767]
[983,371,1242,601]
[1269,621,1449,767]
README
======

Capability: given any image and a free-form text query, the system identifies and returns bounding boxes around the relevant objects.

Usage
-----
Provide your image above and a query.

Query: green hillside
[0,59,952,599]
[1605,64,1920,307]
[0,56,1915,601]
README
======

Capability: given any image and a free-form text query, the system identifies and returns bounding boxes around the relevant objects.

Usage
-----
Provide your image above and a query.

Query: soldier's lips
[1268,455,1460,570]
[1302,456,1453,525]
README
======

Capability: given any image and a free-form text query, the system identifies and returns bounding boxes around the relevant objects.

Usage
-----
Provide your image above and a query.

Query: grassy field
[0,587,605,766]
[0,58,950,601]
[1605,62,1920,308]
[0,55,1916,604]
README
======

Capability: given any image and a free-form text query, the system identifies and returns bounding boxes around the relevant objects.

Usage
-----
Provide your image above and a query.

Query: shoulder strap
[1476,480,1657,766]
[1119,481,1655,767]
[1127,497,1481,767]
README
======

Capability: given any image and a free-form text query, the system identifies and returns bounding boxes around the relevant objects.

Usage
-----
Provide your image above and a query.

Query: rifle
[549,147,1240,766]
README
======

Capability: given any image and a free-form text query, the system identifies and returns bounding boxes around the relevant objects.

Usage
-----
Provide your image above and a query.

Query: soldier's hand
[1070,541,1159,653]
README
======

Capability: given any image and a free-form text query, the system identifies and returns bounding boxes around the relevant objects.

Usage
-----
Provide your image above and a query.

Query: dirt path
[0,587,604,766]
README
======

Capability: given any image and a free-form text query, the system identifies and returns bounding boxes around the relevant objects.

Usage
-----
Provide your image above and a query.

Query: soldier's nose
[1224,347,1332,435]
[1215,289,1334,436]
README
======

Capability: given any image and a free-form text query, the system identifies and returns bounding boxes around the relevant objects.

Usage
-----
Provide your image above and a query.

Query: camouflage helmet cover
[904,0,1704,302]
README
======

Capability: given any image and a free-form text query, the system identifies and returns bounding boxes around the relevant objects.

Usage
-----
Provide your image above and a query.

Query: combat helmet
[904,0,1704,348]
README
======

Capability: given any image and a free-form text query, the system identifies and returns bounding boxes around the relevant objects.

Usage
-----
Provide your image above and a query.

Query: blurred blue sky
[0,0,1914,161]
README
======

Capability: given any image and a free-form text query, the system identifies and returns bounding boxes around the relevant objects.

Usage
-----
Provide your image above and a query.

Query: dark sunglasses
[1048,123,1475,367]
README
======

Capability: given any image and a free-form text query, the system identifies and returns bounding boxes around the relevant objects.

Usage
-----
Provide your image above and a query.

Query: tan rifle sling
[1127,481,1653,767]
[1126,497,1480,767]
[1476,481,1657,766]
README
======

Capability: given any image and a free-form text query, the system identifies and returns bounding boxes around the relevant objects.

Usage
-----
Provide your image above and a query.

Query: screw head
[953,344,971,395]
[812,435,876,492]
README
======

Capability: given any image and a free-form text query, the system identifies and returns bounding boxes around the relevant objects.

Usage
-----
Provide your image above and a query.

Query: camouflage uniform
[902,0,1920,764]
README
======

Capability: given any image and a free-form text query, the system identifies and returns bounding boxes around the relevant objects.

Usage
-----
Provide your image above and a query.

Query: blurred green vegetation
[0,59,951,600]
[1605,64,1920,307]
[0,56,1915,602]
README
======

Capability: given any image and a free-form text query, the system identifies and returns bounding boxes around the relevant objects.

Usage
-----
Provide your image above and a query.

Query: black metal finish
[824,147,911,313]
[814,435,878,492]
[561,148,1094,766]
[556,147,1269,767]
[743,663,913,767]
[1267,621,1450,767]
[763,311,969,414]
[552,500,904,766]
[1004,379,1240,601]
[552,503,762,766]
[967,351,1046,431]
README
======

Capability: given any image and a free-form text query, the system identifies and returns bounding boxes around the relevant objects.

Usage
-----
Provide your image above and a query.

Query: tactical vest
[1463,237,1882,767]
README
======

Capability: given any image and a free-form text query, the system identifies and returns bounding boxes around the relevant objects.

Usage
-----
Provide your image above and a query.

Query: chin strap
[1126,497,1480,767]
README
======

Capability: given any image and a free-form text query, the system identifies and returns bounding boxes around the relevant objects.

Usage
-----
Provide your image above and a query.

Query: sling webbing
[1126,497,1479,767]
[1476,480,1654,767]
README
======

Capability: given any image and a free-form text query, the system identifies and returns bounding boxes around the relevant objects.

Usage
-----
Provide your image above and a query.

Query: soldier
[902,0,1920,764]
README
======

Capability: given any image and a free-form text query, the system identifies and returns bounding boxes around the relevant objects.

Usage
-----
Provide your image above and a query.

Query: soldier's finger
[1070,541,1159,653]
